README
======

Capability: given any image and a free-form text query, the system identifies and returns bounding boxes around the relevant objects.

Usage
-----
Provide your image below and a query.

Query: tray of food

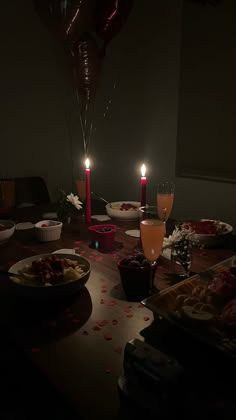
[142,256,236,358]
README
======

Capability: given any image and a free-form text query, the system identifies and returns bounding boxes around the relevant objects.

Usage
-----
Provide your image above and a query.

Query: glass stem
[149,261,157,295]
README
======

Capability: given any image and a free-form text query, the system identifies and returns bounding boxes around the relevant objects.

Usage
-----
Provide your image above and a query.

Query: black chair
[14,176,51,207]
[0,177,51,208]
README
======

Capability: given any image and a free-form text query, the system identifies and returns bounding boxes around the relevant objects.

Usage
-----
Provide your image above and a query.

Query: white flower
[66,193,83,210]
[163,226,195,249]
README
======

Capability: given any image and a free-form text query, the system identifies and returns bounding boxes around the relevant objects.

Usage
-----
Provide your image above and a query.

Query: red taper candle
[140,163,146,207]
[85,158,91,224]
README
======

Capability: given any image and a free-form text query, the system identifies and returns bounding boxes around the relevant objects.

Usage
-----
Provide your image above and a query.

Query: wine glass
[156,181,175,222]
[140,206,165,294]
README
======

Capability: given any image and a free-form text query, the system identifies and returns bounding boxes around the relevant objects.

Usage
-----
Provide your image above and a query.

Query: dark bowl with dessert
[118,252,157,301]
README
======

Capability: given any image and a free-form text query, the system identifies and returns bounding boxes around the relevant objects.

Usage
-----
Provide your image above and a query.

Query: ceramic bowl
[8,253,91,301]
[35,220,62,242]
[105,201,140,221]
[0,220,15,243]
[182,219,233,248]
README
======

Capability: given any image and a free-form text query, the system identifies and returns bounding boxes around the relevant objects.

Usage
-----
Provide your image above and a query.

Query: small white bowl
[0,220,15,243]
[35,220,62,242]
[106,201,141,221]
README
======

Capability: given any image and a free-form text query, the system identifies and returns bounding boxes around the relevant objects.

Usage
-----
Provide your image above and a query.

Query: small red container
[88,224,116,250]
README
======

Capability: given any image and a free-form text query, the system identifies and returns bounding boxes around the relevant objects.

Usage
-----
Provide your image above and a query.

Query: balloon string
[75,89,87,155]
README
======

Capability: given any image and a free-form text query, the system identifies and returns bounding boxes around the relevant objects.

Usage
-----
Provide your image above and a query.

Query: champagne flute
[157,181,175,222]
[140,206,165,294]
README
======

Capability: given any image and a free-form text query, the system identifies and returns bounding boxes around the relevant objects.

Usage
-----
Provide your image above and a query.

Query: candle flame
[85,158,90,169]
[141,164,146,177]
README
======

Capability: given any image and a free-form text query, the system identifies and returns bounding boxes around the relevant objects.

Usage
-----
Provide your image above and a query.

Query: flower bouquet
[163,225,200,278]
[57,191,83,223]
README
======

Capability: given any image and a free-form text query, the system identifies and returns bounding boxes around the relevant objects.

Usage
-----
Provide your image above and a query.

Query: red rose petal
[112,319,118,325]
[74,241,82,245]
[104,332,112,340]
[80,251,86,254]
[108,300,116,306]
[115,346,122,354]
[100,299,106,304]
[72,318,81,324]
[126,314,133,318]
[64,308,71,314]
[65,313,73,319]
[31,348,40,353]
[126,304,132,308]
[124,308,131,313]
[96,257,103,262]
[137,304,143,308]
[143,316,150,321]
[73,247,81,251]
[93,325,101,331]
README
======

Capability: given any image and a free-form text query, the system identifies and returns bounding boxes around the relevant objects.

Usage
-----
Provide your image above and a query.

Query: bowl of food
[35,220,62,242]
[106,201,140,221]
[181,219,233,248]
[88,224,116,250]
[0,220,15,243]
[8,253,91,301]
[118,252,157,301]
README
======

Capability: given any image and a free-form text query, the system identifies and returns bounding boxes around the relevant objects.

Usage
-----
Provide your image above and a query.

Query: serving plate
[8,253,91,301]
[182,219,233,248]
[105,201,140,221]
[142,256,236,359]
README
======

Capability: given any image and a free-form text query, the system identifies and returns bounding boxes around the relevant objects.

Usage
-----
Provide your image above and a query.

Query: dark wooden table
[1,207,236,419]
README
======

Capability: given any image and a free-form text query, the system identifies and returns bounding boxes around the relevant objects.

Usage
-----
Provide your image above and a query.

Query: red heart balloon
[62,0,96,45]
[95,0,133,45]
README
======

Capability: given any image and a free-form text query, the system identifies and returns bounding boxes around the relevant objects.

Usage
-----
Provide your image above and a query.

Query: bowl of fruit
[105,201,140,221]
[181,219,233,248]
[117,252,157,301]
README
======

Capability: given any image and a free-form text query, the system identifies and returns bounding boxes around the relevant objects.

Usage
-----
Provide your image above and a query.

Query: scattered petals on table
[100,299,106,304]
[143,316,150,321]
[137,304,143,308]
[126,314,133,318]
[96,257,104,262]
[112,319,118,325]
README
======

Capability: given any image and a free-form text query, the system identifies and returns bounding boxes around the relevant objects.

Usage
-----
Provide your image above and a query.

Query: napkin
[125,229,140,238]
[91,215,111,221]
[15,222,35,230]
[42,212,58,219]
